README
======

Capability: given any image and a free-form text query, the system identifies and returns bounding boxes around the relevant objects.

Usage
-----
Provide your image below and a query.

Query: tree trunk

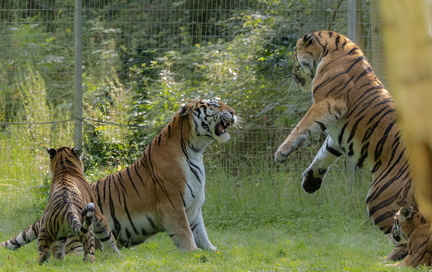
[370,0,384,81]
[380,0,432,220]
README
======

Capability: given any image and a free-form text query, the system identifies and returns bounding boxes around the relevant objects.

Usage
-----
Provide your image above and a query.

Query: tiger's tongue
[216,124,225,135]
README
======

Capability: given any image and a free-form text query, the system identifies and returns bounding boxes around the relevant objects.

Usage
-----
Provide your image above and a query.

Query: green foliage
[0,0,358,168]
[0,14,75,107]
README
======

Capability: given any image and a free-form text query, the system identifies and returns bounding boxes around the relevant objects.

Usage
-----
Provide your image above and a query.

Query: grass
[0,158,429,271]
[0,221,426,272]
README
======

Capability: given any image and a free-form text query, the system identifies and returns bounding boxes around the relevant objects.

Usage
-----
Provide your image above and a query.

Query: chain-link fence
[0,0,383,191]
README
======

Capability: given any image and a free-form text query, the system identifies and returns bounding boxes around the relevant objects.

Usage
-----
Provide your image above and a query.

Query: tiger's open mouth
[215,117,234,137]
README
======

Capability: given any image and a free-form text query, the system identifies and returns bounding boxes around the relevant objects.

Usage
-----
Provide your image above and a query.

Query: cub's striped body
[37,147,119,263]
[274,31,414,260]
[387,206,432,267]
[2,99,236,252]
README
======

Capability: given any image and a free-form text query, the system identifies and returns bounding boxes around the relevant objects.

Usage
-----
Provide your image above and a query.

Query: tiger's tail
[1,220,41,250]
[71,203,95,235]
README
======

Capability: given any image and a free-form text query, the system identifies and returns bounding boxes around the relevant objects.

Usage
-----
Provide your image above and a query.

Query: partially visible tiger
[274,31,414,260]
[38,147,119,264]
[2,99,237,252]
[386,206,432,267]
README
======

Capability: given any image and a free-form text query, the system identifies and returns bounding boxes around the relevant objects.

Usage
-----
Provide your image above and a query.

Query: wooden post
[370,0,384,81]
[380,0,432,219]
[348,0,357,42]
[348,0,365,48]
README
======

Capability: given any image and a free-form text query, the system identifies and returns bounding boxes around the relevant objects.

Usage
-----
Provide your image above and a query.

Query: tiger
[386,206,432,267]
[37,147,119,264]
[274,30,414,260]
[2,99,237,252]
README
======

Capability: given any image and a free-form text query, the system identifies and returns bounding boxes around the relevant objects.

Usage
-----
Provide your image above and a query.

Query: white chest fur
[180,151,206,219]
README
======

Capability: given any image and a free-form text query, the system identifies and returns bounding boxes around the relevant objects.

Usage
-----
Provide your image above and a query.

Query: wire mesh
[0,0,384,190]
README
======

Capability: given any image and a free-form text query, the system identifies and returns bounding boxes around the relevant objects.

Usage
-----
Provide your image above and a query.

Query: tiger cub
[387,206,432,267]
[37,147,119,264]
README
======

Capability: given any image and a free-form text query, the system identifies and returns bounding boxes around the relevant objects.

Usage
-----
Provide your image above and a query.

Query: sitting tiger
[386,206,432,267]
[38,147,119,264]
[274,30,414,260]
[2,99,237,252]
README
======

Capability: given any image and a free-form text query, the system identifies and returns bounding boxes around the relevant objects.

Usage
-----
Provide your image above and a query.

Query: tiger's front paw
[207,245,217,251]
[274,136,306,163]
[274,149,288,163]
[301,168,324,193]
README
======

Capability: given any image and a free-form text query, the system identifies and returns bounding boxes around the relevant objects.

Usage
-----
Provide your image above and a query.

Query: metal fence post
[348,0,357,43]
[74,0,83,149]
[347,0,359,187]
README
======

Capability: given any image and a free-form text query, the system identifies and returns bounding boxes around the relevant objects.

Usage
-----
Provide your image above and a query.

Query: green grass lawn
[0,225,426,271]
[0,163,428,271]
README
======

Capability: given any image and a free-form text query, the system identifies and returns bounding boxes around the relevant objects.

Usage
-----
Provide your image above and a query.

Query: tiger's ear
[303,33,315,46]
[413,206,428,224]
[179,105,190,116]
[179,102,197,116]
[47,148,56,159]
[72,148,84,160]
[400,206,415,219]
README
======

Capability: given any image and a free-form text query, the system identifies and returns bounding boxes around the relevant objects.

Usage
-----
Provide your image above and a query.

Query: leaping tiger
[274,31,414,260]
[2,99,237,252]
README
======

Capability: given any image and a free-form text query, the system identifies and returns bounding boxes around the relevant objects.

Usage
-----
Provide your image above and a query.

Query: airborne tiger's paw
[274,150,288,163]
[274,136,307,163]
[301,168,325,193]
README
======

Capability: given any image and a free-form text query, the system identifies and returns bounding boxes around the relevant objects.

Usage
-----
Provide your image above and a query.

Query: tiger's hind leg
[92,207,120,254]
[301,135,343,193]
[161,207,198,250]
[80,228,96,263]
[366,179,413,261]
[37,229,52,264]
[79,203,96,262]
[64,235,84,254]
[51,238,67,261]
[56,204,103,259]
